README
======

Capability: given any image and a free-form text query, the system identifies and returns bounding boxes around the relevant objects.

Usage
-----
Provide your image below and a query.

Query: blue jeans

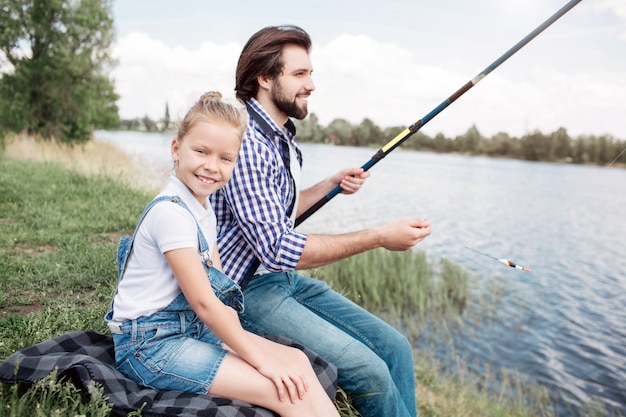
[240,272,417,417]
[109,267,245,393]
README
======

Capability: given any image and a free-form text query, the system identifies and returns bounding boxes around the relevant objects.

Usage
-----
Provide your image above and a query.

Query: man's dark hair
[235,25,312,102]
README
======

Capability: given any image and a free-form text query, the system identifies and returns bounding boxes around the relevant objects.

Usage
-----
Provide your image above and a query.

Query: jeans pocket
[118,357,150,388]
[140,325,190,373]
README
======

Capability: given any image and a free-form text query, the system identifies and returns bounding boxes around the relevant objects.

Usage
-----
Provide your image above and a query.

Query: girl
[105,92,339,417]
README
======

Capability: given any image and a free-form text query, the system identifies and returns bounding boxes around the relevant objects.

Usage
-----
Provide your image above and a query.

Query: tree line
[118,102,171,133]
[0,0,119,144]
[294,114,626,166]
[1,0,624,168]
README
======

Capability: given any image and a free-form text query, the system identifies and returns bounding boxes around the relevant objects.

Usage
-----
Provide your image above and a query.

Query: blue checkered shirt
[210,99,306,284]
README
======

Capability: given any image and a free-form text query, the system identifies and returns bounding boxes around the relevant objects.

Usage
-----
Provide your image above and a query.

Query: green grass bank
[1,136,603,417]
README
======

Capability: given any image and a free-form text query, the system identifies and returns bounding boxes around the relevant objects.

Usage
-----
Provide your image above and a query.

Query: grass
[0,137,151,416]
[1,134,621,417]
[0,371,114,417]
[308,250,468,319]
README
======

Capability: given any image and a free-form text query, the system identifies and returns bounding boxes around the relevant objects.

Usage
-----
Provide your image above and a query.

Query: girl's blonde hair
[177,92,248,141]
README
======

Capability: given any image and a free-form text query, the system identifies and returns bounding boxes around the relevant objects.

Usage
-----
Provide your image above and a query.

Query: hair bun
[201,91,222,101]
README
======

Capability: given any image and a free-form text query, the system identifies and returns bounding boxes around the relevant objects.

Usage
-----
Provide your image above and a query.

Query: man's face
[270,44,315,120]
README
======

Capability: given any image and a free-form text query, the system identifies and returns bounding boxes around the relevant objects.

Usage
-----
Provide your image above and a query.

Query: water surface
[96,130,626,415]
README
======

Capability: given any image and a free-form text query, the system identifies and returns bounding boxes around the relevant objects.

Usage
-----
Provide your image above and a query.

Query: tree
[163,102,171,131]
[432,132,450,153]
[294,112,325,143]
[142,115,158,132]
[353,117,381,147]
[551,127,572,161]
[455,125,483,154]
[324,118,354,146]
[520,130,547,161]
[486,132,511,157]
[0,0,119,143]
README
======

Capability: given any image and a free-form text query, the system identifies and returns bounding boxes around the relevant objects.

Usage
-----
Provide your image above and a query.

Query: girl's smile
[171,121,241,206]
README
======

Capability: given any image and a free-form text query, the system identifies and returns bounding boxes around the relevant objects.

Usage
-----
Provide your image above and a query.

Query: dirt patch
[0,302,44,317]
[8,233,122,255]
[0,288,98,317]
[93,232,124,246]
[13,244,59,256]
[0,290,44,317]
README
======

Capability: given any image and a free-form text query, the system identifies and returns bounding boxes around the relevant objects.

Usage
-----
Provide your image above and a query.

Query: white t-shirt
[111,176,216,321]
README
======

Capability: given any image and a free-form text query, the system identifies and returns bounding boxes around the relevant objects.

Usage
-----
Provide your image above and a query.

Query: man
[211,25,431,417]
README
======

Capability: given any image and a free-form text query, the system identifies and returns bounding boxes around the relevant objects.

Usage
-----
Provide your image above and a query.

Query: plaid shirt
[210,99,307,284]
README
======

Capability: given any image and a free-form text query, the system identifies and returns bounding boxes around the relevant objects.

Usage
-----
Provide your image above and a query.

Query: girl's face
[171,121,241,206]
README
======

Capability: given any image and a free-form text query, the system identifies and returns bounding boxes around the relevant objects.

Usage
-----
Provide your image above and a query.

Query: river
[96,130,626,416]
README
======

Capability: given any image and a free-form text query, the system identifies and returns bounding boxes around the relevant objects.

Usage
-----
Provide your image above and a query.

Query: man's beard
[271,81,308,120]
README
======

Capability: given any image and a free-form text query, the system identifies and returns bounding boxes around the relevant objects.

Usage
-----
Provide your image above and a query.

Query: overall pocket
[208,267,245,312]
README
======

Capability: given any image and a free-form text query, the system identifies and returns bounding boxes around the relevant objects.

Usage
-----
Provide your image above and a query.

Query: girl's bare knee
[291,348,311,365]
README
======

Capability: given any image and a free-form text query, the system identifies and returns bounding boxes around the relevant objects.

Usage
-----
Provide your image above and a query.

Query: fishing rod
[295,0,582,227]
[464,246,531,272]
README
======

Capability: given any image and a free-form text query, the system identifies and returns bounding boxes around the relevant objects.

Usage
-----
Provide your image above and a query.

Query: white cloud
[310,33,624,138]
[112,29,626,139]
[112,32,240,121]
[594,0,626,18]
[590,0,626,41]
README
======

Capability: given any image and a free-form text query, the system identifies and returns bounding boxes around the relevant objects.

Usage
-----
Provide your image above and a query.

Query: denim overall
[104,196,244,393]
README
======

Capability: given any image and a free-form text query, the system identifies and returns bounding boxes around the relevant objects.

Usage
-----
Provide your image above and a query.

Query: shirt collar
[248,98,296,137]
[164,175,211,220]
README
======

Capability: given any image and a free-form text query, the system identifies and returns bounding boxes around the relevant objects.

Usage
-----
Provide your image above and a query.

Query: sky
[111,0,626,139]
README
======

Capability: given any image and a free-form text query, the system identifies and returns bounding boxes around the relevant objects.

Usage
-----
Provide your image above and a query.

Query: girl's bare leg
[209,333,339,417]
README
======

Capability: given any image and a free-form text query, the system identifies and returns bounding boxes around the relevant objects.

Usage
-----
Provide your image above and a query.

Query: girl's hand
[256,349,309,403]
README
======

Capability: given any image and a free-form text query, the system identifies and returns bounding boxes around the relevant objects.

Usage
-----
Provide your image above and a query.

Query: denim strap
[240,103,296,289]
[105,195,209,322]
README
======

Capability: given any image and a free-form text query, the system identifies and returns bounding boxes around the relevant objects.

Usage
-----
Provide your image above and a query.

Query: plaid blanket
[0,331,337,417]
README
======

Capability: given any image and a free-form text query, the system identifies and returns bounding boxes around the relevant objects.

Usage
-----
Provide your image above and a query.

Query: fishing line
[607,147,626,168]
[464,246,531,272]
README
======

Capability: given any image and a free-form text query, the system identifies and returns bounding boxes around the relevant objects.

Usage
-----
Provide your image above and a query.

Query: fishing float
[295,0,583,227]
[464,246,531,272]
